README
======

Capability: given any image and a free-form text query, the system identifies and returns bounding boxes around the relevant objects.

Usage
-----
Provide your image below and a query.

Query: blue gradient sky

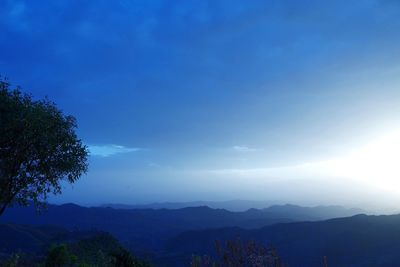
[1,0,400,211]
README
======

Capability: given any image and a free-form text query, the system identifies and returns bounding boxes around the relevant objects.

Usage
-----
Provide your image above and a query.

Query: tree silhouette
[0,78,88,216]
[191,239,286,267]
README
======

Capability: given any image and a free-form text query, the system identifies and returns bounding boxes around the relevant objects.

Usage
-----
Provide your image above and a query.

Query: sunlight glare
[319,130,400,191]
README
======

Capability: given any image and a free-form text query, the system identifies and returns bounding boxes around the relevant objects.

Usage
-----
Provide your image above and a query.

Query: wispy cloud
[205,165,306,178]
[88,144,141,157]
[232,146,261,152]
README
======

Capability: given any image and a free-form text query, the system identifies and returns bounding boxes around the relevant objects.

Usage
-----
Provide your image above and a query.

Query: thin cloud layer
[232,146,260,152]
[88,144,141,157]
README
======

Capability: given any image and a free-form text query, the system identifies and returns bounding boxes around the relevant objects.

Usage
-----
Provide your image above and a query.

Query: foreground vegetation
[191,239,286,267]
[0,232,150,267]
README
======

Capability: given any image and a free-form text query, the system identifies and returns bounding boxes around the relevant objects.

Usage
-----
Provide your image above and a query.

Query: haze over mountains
[100,199,365,214]
[101,200,277,212]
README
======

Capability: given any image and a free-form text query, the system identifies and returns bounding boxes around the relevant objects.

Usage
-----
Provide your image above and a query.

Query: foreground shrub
[191,239,286,267]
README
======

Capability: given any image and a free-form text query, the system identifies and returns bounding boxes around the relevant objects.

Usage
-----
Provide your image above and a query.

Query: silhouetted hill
[165,214,400,267]
[0,223,149,266]
[0,224,72,255]
[0,224,113,259]
[0,203,363,258]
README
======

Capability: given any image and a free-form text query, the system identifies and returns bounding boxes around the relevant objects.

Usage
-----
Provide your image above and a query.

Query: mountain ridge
[0,202,364,255]
[99,200,365,213]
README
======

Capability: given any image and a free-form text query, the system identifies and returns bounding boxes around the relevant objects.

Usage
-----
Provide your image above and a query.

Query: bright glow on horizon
[308,129,400,192]
[206,129,400,193]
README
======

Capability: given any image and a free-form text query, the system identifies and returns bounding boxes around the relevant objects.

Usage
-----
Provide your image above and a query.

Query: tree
[191,239,286,267]
[111,248,150,267]
[45,245,70,267]
[0,78,88,216]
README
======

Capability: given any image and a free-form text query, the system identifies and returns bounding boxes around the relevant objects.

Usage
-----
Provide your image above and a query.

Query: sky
[1,0,400,212]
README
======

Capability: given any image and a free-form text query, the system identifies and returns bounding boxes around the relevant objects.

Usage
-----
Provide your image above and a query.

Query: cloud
[88,144,141,157]
[205,165,307,178]
[232,146,260,152]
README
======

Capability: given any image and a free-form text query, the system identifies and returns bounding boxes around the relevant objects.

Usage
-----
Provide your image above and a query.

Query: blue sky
[1,0,400,211]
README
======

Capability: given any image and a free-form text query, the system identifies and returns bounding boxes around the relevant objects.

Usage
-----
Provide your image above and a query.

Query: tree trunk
[0,204,7,216]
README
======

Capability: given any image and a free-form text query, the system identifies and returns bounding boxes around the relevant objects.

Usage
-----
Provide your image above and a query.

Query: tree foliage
[0,78,88,215]
[45,245,71,267]
[42,234,151,267]
[191,239,286,267]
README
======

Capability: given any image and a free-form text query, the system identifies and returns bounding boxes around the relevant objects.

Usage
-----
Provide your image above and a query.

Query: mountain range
[100,200,365,214]
[0,203,363,253]
[1,202,386,266]
[101,200,278,212]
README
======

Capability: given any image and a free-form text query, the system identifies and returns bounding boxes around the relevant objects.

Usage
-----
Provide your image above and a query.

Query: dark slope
[0,224,70,255]
[165,214,400,267]
[0,223,107,255]
[0,224,149,266]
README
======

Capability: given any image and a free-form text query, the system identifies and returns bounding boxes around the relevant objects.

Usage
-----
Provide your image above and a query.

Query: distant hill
[101,200,277,211]
[164,214,400,267]
[0,203,363,256]
[101,200,365,214]
[262,204,364,220]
